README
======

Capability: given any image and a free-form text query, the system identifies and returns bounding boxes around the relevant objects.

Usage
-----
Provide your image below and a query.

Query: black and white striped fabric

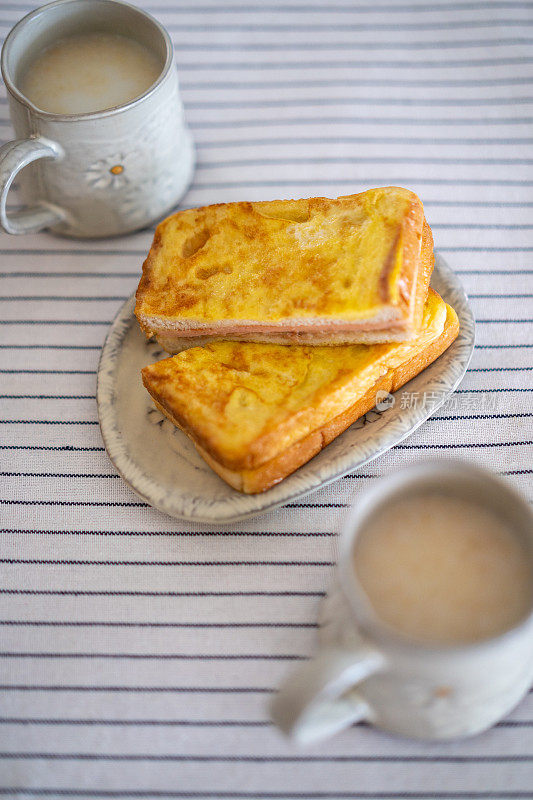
[1,0,532,797]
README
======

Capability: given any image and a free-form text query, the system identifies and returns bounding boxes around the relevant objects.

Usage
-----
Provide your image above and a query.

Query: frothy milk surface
[20,32,162,114]
[353,494,532,644]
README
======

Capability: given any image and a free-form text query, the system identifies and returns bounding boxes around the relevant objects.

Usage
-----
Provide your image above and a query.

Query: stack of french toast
[135,186,459,494]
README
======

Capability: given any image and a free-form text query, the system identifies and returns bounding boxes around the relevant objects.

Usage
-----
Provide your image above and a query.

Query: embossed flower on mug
[84,153,134,190]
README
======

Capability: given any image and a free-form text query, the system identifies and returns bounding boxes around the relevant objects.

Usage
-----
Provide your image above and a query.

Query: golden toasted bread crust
[412,219,434,333]
[377,191,424,307]
[142,295,458,492]
[135,188,431,345]
[195,303,459,493]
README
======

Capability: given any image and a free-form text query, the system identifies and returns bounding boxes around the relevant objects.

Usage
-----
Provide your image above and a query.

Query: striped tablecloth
[1,1,532,797]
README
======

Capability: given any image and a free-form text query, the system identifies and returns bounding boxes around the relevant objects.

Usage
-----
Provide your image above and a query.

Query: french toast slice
[136,187,434,351]
[141,290,459,493]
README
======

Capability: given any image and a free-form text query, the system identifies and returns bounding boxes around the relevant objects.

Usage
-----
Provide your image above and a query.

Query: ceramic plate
[97,254,475,523]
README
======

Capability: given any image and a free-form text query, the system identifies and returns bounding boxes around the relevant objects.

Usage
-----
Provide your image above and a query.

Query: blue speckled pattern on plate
[96,253,474,522]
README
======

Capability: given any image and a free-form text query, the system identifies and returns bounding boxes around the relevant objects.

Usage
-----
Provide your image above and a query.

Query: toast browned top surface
[135,187,427,333]
[142,289,455,472]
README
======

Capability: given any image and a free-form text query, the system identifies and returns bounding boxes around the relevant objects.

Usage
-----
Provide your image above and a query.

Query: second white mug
[271,461,533,743]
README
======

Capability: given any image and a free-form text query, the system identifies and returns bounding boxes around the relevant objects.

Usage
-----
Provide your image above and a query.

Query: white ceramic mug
[271,461,533,743]
[0,0,195,237]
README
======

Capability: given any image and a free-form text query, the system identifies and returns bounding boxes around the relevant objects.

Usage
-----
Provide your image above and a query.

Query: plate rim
[97,254,475,523]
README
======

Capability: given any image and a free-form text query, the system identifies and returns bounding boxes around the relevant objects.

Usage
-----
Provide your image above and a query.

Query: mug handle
[270,644,384,745]
[0,137,66,235]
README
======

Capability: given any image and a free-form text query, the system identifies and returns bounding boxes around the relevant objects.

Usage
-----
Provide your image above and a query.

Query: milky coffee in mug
[0,0,195,237]
[271,461,533,743]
